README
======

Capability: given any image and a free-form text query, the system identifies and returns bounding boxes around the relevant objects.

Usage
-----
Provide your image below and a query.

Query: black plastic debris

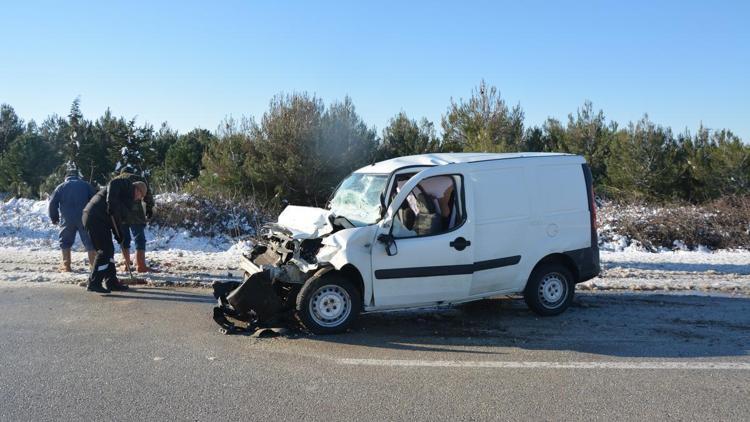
[212,272,292,336]
[226,270,283,322]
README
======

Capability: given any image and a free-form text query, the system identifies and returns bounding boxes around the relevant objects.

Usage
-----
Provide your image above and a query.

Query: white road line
[336,359,750,370]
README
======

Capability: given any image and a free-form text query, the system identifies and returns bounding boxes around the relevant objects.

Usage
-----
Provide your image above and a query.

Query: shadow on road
[314,293,750,358]
[107,288,216,304]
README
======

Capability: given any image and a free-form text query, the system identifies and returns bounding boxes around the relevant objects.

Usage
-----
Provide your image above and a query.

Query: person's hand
[51,219,59,226]
[146,209,153,220]
[112,227,122,244]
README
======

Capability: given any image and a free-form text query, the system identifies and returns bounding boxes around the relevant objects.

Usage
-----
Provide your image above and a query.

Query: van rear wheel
[524,264,574,316]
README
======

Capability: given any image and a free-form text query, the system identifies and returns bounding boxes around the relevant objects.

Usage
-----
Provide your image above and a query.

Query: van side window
[392,175,464,238]
[388,172,418,206]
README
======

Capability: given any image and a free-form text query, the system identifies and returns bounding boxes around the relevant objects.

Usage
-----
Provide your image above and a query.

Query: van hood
[274,205,335,240]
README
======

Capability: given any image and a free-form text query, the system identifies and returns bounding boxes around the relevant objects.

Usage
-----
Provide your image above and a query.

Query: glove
[146,209,153,220]
[51,219,59,226]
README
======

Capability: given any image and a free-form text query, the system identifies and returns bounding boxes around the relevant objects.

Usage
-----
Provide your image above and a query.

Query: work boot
[106,278,129,291]
[87,250,97,272]
[120,248,132,272]
[136,250,157,273]
[60,249,72,272]
[87,279,110,294]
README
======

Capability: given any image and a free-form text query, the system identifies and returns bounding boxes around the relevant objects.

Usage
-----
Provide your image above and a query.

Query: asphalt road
[1,282,748,421]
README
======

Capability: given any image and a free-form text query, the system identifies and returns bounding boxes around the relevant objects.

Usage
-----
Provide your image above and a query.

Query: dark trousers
[82,213,117,287]
[121,224,147,251]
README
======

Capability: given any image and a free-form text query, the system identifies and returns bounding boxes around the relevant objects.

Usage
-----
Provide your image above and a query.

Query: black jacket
[116,172,154,224]
[83,178,134,240]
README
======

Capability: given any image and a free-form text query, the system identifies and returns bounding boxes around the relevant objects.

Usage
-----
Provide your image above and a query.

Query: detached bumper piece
[212,270,284,335]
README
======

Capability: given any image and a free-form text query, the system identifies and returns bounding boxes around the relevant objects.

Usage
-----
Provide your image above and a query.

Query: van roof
[355,152,576,174]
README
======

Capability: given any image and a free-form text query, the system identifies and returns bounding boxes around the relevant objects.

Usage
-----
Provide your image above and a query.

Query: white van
[218,153,600,334]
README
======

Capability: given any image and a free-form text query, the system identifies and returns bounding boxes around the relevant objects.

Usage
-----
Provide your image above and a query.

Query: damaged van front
[213,173,389,334]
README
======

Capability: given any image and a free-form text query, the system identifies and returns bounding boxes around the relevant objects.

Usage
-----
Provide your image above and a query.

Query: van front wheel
[524,264,574,316]
[296,273,361,334]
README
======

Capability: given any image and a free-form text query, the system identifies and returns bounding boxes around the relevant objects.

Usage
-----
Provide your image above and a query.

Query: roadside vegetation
[1,81,748,249]
[598,196,750,251]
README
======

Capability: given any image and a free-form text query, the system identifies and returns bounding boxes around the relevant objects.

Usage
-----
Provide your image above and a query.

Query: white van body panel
[361,154,591,311]
[467,162,532,295]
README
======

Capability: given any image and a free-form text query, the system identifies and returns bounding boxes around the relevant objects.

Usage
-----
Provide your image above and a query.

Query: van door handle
[450,237,471,251]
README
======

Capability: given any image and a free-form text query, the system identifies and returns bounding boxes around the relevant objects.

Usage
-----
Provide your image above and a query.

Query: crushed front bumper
[212,269,284,334]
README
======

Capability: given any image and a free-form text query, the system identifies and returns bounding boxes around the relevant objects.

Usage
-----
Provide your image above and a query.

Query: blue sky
[2,0,748,139]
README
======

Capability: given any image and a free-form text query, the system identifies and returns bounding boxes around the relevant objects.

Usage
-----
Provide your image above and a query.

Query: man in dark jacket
[48,167,97,272]
[116,168,155,273]
[82,177,148,293]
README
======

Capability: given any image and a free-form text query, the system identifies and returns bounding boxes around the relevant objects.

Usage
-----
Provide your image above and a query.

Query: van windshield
[329,173,389,227]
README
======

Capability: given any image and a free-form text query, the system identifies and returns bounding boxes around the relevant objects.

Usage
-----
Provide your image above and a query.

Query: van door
[371,167,475,308]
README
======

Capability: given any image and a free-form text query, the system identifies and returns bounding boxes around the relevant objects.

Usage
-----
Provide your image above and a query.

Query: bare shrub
[598,196,750,251]
[150,192,272,239]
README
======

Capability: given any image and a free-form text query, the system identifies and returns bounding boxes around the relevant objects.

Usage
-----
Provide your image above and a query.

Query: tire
[523,263,574,316]
[296,273,361,334]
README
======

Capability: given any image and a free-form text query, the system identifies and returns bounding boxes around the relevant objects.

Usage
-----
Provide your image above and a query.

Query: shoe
[87,282,111,294]
[106,279,129,291]
[136,250,158,273]
[60,249,72,272]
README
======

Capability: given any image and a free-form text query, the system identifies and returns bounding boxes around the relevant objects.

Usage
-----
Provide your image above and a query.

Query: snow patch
[0,196,239,252]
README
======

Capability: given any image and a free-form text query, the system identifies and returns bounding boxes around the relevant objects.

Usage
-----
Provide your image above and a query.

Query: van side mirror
[377,233,398,256]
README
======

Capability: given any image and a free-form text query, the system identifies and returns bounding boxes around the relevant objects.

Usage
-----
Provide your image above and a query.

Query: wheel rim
[538,272,567,309]
[309,284,352,328]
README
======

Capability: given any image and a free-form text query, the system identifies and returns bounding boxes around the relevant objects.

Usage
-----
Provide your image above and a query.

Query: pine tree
[441,80,524,153]
[0,104,24,154]
[199,132,253,197]
[116,118,145,175]
[558,101,616,185]
[163,129,212,183]
[66,98,83,166]
[379,112,439,159]
[0,132,57,198]
[240,93,378,206]
[604,116,681,200]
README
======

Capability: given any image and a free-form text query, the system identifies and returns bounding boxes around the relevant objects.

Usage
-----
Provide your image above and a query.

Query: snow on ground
[0,247,244,286]
[0,197,252,286]
[581,250,750,294]
[1,197,749,294]
[0,197,244,252]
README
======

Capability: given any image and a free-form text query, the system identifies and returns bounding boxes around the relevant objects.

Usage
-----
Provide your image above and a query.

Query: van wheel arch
[338,264,365,303]
[303,265,365,306]
[531,253,579,283]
